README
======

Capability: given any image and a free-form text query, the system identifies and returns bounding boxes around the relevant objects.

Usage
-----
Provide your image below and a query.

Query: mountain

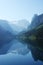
[0,20,17,35]
[17,19,29,28]
[28,14,43,30]
[0,25,14,48]
[0,25,15,54]
[0,20,13,32]
[16,22,43,61]
[0,19,29,55]
[10,19,29,34]
[0,20,14,54]
[17,23,43,49]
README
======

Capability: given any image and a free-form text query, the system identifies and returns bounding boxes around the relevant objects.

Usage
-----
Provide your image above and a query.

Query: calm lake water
[0,40,43,65]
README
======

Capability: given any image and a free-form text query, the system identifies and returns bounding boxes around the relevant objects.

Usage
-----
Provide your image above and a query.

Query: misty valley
[0,14,43,65]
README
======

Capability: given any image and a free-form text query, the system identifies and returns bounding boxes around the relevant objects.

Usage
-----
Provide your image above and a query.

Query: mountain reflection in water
[0,14,43,65]
[0,40,43,65]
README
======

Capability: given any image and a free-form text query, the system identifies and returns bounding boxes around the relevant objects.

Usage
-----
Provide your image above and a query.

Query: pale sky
[0,0,43,22]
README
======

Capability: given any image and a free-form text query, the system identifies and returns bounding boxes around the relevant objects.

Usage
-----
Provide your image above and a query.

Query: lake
[0,40,43,65]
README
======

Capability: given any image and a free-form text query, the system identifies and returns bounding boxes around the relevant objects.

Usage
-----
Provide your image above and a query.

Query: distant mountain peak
[10,19,29,33]
[29,14,43,29]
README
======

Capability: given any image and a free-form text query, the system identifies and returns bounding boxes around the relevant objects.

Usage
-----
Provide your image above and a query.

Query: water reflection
[9,39,43,63]
[28,44,43,61]
[0,40,43,65]
[17,39,43,62]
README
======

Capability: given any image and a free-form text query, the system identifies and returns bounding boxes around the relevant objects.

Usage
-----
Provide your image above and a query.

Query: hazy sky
[0,0,43,22]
